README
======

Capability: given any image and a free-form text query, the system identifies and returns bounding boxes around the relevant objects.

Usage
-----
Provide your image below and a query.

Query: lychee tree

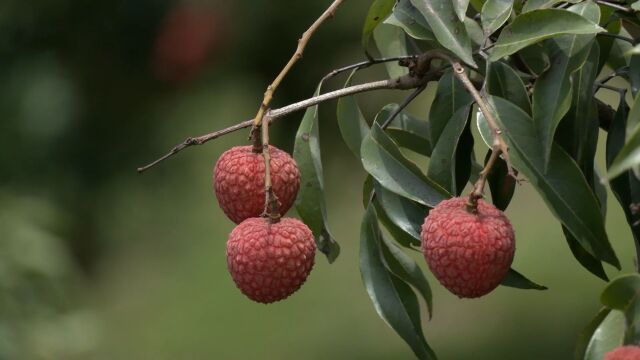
[138,0,640,358]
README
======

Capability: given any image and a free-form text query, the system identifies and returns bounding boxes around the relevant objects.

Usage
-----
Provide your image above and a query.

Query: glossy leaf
[517,43,550,75]
[362,0,396,50]
[564,227,608,281]
[522,0,578,12]
[361,123,450,206]
[485,149,516,211]
[381,234,433,318]
[360,204,437,360]
[500,268,547,290]
[410,0,477,66]
[373,24,409,78]
[582,309,625,360]
[453,0,470,21]
[429,69,473,146]
[608,93,640,180]
[481,0,513,36]
[532,1,601,169]
[337,71,370,159]
[428,105,472,194]
[293,85,340,263]
[377,103,432,156]
[488,96,620,269]
[486,61,532,114]
[374,180,429,244]
[601,274,640,344]
[489,9,604,61]
[386,0,436,41]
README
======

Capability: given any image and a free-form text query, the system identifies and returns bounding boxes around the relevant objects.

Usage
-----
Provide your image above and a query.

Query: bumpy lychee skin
[421,197,515,298]
[604,346,640,360]
[226,217,316,303]
[214,145,300,224]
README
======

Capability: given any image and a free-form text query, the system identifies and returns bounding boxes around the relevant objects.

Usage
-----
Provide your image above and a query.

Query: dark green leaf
[293,85,340,263]
[582,309,625,360]
[409,0,477,66]
[337,71,370,159]
[381,234,433,318]
[488,95,620,269]
[630,54,640,98]
[363,0,397,50]
[600,274,640,344]
[608,93,640,180]
[429,69,473,146]
[489,9,604,61]
[373,23,409,78]
[428,105,473,194]
[532,1,601,169]
[563,227,608,281]
[516,43,550,75]
[465,17,485,47]
[481,0,513,36]
[377,103,432,156]
[486,61,532,114]
[454,118,474,194]
[361,123,451,206]
[500,268,547,290]
[596,12,620,74]
[522,0,579,12]
[374,180,429,244]
[360,204,437,360]
[385,0,436,42]
[485,149,516,211]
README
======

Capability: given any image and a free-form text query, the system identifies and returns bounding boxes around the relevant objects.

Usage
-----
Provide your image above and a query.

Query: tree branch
[252,0,346,130]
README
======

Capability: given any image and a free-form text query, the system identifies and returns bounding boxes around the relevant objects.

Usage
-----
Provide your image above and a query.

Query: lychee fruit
[420,197,515,298]
[226,217,316,303]
[604,346,640,360]
[214,145,300,224]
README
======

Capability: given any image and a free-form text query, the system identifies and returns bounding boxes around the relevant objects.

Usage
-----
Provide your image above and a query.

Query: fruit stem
[260,116,281,223]
[251,125,263,153]
[467,146,501,214]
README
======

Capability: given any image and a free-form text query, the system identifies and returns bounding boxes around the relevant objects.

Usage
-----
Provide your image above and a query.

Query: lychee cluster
[421,197,515,298]
[214,144,315,303]
[604,346,640,360]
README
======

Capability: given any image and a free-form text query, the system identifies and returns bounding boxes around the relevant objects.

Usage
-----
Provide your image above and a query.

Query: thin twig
[595,0,632,12]
[260,116,280,223]
[598,66,629,85]
[380,84,428,129]
[596,83,626,93]
[598,32,636,44]
[320,55,417,83]
[252,0,346,130]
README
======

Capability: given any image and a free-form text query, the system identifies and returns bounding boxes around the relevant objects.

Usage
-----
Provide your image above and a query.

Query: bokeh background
[0,0,636,359]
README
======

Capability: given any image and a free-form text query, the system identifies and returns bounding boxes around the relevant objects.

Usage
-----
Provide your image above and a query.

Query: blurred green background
[0,0,636,359]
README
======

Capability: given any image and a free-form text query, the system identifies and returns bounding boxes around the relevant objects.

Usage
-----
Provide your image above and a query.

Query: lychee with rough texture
[214,145,300,224]
[421,197,515,298]
[226,217,316,303]
[604,346,640,360]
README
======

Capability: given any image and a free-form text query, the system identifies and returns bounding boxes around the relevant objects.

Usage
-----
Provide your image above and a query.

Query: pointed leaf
[454,0,470,21]
[489,9,605,61]
[486,61,532,114]
[410,0,477,66]
[488,96,620,269]
[377,103,432,156]
[385,0,436,41]
[485,149,516,211]
[337,71,370,159]
[361,123,450,207]
[429,69,473,146]
[360,204,437,360]
[500,268,547,290]
[481,0,513,36]
[293,85,340,263]
[517,43,550,75]
[374,180,429,244]
[363,0,397,50]
[563,227,609,281]
[374,24,409,78]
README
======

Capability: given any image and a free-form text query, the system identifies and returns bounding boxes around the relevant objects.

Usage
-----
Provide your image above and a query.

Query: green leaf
[608,93,640,180]
[521,0,579,12]
[360,204,437,360]
[485,149,516,211]
[381,234,433,318]
[532,1,601,169]
[363,0,397,50]
[581,309,625,360]
[489,9,605,61]
[464,17,486,47]
[517,43,550,75]
[601,274,640,344]
[632,1,640,11]
[373,23,409,78]
[481,0,513,36]
[486,61,532,114]
[376,103,432,156]
[361,123,451,206]
[293,85,340,263]
[385,0,436,42]
[374,180,429,245]
[488,95,620,269]
[454,0,471,21]
[337,71,370,159]
[429,69,473,146]
[500,268,547,290]
[630,54,640,97]
[427,105,473,194]
[564,227,609,281]
[409,0,477,67]
[597,13,620,74]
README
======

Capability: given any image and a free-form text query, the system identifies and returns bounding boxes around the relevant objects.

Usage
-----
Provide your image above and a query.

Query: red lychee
[420,197,515,298]
[604,346,640,360]
[226,217,316,303]
[214,145,300,224]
